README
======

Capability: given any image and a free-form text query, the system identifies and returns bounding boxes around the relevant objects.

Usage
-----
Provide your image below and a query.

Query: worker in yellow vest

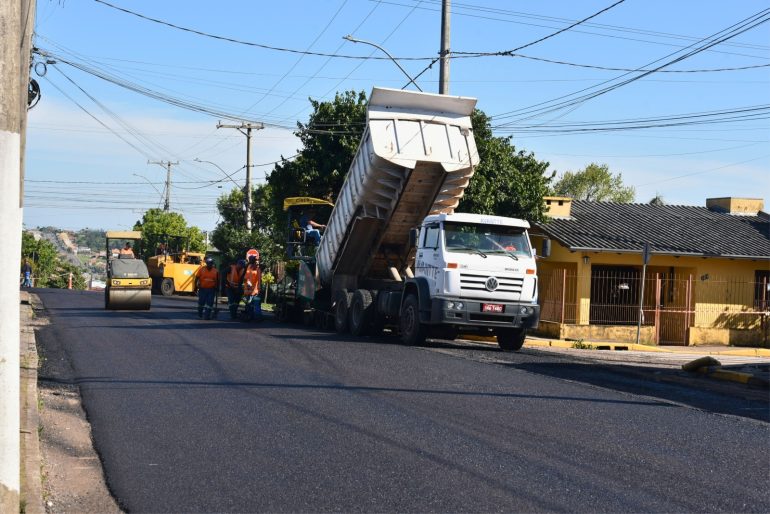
[195,257,220,319]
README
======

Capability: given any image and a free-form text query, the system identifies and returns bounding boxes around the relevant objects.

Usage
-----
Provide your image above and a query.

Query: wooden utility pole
[216,122,264,230]
[439,0,451,94]
[148,160,178,211]
[0,1,35,511]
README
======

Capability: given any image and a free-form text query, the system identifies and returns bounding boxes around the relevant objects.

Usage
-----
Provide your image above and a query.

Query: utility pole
[148,160,178,211]
[216,122,264,230]
[439,0,451,94]
[1,1,35,511]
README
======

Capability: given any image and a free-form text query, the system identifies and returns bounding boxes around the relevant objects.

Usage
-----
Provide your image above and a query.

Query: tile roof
[534,201,770,259]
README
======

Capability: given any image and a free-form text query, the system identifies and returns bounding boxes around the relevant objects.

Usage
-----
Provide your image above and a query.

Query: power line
[501,0,627,54]
[92,0,434,61]
[492,8,770,123]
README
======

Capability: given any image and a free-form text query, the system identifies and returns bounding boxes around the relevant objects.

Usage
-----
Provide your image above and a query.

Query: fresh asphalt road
[35,288,770,513]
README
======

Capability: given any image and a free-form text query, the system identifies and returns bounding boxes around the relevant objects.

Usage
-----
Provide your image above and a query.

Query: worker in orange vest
[118,242,135,258]
[242,253,262,322]
[195,257,220,319]
[224,259,247,320]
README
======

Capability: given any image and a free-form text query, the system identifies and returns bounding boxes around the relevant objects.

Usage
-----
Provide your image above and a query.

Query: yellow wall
[533,235,769,346]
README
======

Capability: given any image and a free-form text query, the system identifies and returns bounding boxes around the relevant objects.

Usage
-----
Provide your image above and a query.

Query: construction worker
[119,242,135,258]
[242,253,262,322]
[195,257,220,319]
[224,259,246,320]
[21,259,32,287]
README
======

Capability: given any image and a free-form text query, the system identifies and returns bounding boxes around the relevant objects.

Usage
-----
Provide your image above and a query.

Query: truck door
[415,222,442,295]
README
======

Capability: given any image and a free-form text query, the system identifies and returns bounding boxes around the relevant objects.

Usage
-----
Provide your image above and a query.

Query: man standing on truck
[300,209,326,245]
[195,257,220,319]
[224,259,246,320]
[242,253,262,322]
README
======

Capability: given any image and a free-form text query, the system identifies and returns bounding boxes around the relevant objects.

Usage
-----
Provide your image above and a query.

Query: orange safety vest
[226,264,245,288]
[196,266,219,289]
[243,266,261,296]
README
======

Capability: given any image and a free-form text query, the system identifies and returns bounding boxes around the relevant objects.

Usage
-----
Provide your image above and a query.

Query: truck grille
[460,273,523,293]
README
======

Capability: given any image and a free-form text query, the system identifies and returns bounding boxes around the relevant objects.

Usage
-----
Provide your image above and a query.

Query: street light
[343,35,423,92]
[193,158,242,188]
[133,174,164,206]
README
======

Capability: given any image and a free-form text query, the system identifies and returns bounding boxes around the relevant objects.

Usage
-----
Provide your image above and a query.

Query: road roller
[105,230,152,310]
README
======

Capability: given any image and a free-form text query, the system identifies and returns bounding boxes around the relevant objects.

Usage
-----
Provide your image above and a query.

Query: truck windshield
[444,222,531,258]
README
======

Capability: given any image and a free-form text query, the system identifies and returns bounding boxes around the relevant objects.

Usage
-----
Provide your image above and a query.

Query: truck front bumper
[430,297,540,329]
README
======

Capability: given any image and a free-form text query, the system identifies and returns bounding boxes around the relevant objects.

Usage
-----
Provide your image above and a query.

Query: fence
[538,268,770,346]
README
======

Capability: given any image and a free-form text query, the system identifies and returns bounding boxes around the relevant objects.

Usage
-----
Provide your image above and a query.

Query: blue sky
[25,0,770,232]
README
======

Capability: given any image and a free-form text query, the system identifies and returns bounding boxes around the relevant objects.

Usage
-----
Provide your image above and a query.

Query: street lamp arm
[193,158,242,188]
[343,35,422,92]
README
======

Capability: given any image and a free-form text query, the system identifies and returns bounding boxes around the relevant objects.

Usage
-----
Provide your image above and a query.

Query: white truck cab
[403,213,541,350]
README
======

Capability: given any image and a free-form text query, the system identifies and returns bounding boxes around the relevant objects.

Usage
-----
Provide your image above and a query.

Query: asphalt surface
[35,288,770,513]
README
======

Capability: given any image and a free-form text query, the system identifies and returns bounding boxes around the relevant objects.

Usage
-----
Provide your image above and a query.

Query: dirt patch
[34,297,121,514]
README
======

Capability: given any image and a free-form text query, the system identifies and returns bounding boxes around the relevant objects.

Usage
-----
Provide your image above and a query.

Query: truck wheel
[496,328,526,351]
[349,289,373,336]
[160,278,175,297]
[400,294,427,346]
[333,289,352,333]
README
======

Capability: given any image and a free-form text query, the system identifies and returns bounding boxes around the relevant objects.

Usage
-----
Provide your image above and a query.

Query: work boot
[197,309,203,319]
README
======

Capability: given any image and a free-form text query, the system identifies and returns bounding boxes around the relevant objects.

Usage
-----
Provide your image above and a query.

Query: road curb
[696,366,770,389]
[19,295,45,514]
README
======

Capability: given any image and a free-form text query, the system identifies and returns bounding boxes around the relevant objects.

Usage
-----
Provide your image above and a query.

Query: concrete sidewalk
[461,333,770,388]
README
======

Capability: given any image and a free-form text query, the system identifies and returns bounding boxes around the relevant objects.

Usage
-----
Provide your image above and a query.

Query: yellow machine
[146,236,204,296]
[105,231,152,310]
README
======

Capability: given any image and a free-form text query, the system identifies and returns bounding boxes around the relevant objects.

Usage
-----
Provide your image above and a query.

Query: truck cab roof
[423,212,531,230]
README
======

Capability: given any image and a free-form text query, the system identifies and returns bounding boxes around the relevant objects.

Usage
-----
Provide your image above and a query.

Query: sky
[24,0,770,233]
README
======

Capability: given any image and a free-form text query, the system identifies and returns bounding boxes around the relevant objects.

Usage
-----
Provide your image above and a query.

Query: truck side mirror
[541,239,551,258]
[408,228,418,249]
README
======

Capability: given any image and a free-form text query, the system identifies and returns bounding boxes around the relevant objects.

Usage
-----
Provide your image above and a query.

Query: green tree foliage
[649,193,666,206]
[74,228,105,250]
[210,185,281,265]
[21,231,86,289]
[266,90,367,225]
[212,90,556,261]
[458,110,554,222]
[552,163,635,203]
[132,209,206,255]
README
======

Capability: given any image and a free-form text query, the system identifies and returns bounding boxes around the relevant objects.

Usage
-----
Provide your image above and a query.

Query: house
[532,196,770,347]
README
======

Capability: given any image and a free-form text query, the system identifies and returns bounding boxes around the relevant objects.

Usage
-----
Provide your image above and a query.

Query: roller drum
[107,288,151,310]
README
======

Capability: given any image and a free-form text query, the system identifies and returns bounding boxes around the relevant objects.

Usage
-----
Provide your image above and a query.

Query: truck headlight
[520,306,533,315]
[446,301,464,311]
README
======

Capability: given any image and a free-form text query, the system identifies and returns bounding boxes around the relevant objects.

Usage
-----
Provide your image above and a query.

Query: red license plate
[482,303,504,313]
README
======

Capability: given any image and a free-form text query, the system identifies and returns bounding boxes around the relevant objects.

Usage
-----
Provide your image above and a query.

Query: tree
[552,163,635,203]
[210,185,281,265]
[649,193,666,206]
[21,231,86,289]
[267,90,367,224]
[458,110,554,222]
[132,209,206,255]
[214,90,557,263]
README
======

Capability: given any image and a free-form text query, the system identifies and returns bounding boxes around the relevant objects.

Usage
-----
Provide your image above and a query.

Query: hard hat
[205,257,214,266]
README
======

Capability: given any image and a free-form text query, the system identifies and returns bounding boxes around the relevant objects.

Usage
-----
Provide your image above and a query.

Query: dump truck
[104,230,152,310]
[277,87,545,350]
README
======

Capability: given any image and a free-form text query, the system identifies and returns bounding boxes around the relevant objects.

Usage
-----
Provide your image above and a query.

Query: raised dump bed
[316,87,479,289]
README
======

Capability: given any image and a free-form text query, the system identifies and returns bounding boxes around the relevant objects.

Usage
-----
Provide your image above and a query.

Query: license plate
[482,303,504,313]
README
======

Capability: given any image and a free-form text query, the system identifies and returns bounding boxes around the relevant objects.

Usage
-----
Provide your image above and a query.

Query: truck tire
[349,289,373,336]
[496,328,526,351]
[399,294,427,346]
[160,278,175,297]
[333,289,352,333]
